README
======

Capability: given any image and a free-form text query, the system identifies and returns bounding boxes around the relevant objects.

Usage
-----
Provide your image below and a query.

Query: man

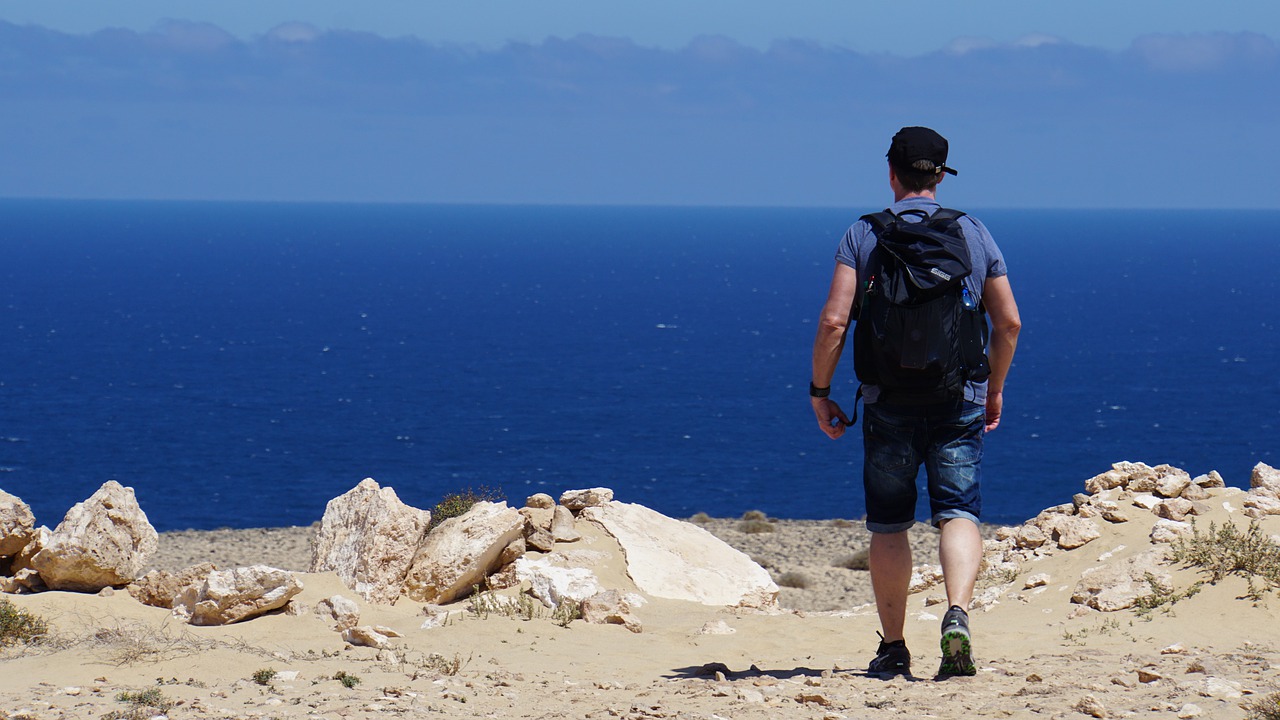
[809,126,1021,677]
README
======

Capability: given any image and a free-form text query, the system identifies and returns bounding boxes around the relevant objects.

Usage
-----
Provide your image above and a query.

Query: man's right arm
[811,262,858,439]
[981,274,1021,432]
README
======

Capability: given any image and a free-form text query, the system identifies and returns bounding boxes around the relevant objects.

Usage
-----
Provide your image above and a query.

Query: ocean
[1,200,1277,532]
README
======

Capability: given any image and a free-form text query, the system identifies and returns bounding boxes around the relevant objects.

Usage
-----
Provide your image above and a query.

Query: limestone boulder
[1194,471,1226,489]
[316,595,361,631]
[30,481,158,592]
[1243,492,1280,518]
[1152,465,1193,498]
[1071,550,1172,611]
[1034,514,1101,550]
[402,501,525,605]
[0,490,36,558]
[1154,498,1195,522]
[1151,519,1193,544]
[525,493,555,509]
[172,565,303,625]
[514,556,604,608]
[342,625,390,649]
[128,563,218,609]
[580,502,778,608]
[310,478,431,605]
[581,589,643,633]
[1252,463,1280,494]
[560,488,614,511]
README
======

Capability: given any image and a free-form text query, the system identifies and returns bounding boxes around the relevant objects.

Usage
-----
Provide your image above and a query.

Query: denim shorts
[861,400,985,533]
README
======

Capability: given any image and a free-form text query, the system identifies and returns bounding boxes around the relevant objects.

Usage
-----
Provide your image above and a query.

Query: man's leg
[938,517,982,608]
[869,530,913,642]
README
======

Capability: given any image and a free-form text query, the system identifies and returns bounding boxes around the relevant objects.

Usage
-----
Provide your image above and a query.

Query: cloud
[0,22,1275,207]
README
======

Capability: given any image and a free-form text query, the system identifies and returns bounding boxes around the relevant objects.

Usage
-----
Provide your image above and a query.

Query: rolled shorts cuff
[931,509,980,528]
[867,518,916,534]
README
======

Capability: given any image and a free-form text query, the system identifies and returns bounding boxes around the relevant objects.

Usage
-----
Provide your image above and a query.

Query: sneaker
[938,605,976,677]
[867,632,912,676]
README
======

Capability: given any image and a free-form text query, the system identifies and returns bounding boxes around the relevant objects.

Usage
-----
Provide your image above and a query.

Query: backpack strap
[928,207,967,224]
[859,210,897,237]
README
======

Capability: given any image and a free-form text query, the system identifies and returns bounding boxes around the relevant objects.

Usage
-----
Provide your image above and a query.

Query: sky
[2,2,1279,208]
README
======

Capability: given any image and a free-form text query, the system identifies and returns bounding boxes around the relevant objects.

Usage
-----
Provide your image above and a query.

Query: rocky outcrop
[559,488,614,511]
[402,501,525,605]
[580,502,778,608]
[172,565,303,625]
[30,481,158,592]
[310,478,432,605]
[128,563,218,609]
[514,555,604,608]
[1251,462,1280,494]
[0,490,35,558]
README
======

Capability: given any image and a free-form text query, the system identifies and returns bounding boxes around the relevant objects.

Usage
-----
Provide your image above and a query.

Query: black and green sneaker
[938,605,976,677]
[868,632,912,676]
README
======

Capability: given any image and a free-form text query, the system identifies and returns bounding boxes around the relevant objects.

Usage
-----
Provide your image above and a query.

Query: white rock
[1198,677,1243,699]
[909,565,944,593]
[1024,573,1050,589]
[514,556,603,607]
[1243,492,1280,518]
[30,481,158,592]
[309,478,431,605]
[402,501,525,605]
[1194,471,1226,488]
[342,625,390,649]
[0,490,36,558]
[580,502,777,608]
[1151,519,1193,544]
[1152,465,1193,498]
[1133,494,1161,510]
[580,589,642,633]
[172,565,303,625]
[315,595,360,631]
[1177,703,1202,719]
[696,620,737,635]
[1154,498,1195,522]
[559,488,615,511]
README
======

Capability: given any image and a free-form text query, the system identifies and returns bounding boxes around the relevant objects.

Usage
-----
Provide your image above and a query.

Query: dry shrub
[740,510,768,522]
[1243,692,1280,720]
[688,512,712,524]
[775,571,810,589]
[736,519,775,534]
[1172,520,1280,600]
[833,548,871,571]
[830,518,855,529]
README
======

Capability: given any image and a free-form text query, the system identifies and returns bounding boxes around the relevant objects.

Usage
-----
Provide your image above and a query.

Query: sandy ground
[2,501,1279,719]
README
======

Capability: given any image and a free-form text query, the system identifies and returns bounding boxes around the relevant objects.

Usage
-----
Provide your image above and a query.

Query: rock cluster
[957,461,1280,614]
[1,479,778,635]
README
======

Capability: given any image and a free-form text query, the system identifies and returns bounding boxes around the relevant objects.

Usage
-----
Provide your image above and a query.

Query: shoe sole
[939,630,976,676]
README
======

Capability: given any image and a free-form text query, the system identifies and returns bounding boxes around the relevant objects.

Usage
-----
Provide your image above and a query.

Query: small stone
[1024,573,1050,589]
[1176,704,1202,719]
[1026,673,1043,683]
[1151,519,1193,544]
[1132,494,1160,509]
[1194,471,1226,488]
[1074,694,1106,718]
[1199,677,1243,699]
[1137,669,1162,683]
[1160,643,1186,654]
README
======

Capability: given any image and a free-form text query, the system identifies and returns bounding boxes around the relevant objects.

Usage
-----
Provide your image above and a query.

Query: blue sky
[2,3,1278,208]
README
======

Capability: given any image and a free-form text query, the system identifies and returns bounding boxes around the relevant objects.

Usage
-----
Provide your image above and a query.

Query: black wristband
[809,382,830,398]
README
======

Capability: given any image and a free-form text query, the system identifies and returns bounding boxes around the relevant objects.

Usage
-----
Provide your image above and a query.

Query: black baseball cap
[887,126,958,176]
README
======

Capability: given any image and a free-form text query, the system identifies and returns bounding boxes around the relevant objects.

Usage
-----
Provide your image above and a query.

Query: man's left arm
[981,274,1021,432]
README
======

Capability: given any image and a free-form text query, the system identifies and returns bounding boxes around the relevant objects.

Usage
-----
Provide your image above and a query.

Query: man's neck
[893,189,938,203]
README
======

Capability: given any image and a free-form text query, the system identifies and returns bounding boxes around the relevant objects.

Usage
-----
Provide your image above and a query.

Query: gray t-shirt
[835,197,1008,405]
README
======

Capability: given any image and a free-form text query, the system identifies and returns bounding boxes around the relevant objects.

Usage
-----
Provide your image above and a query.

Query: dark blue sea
[1,200,1277,531]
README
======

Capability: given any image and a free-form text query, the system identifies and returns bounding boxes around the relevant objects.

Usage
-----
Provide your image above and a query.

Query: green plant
[775,571,810,589]
[1172,520,1280,600]
[736,519,775,534]
[251,667,278,685]
[1243,691,1280,720]
[429,486,506,530]
[552,600,581,628]
[0,597,48,647]
[114,687,171,709]
[1133,573,1203,618]
[334,670,361,688]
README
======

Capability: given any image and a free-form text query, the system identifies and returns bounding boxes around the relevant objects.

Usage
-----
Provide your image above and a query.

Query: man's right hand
[984,390,1003,432]
[811,397,851,439]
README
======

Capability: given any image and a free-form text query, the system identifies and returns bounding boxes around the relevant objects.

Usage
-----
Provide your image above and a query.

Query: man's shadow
[663,661,930,682]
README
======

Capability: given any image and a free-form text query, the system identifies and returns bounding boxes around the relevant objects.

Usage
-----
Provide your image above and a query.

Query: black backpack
[852,207,990,405]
